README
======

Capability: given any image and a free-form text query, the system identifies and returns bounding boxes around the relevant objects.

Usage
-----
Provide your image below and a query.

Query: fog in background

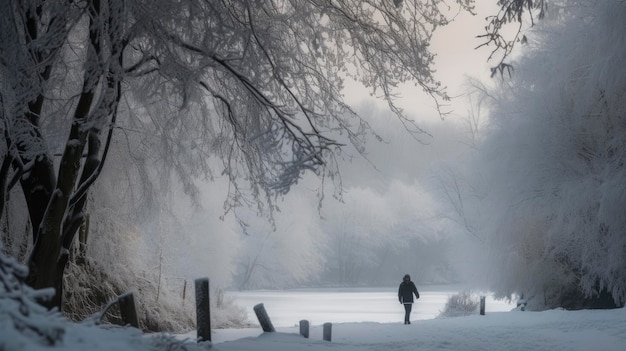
[133,4,505,293]
[136,103,479,292]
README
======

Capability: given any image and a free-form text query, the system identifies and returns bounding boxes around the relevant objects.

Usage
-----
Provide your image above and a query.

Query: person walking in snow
[398,274,420,324]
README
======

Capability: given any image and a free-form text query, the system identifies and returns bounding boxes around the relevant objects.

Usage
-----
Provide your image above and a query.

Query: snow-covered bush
[212,288,255,329]
[0,249,65,347]
[63,259,196,332]
[438,291,479,318]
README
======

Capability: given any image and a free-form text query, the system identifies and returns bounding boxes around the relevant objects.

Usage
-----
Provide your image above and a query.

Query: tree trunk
[27,99,94,308]
[27,126,88,308]
[24,0,109,310]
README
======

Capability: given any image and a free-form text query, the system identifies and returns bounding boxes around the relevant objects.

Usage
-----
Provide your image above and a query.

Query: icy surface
[227,286,514,327]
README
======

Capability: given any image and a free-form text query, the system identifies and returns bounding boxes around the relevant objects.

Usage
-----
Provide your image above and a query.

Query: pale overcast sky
[344,2,500,123]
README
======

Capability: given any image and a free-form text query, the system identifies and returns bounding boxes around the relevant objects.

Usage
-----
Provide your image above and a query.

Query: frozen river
[227,285,515,327]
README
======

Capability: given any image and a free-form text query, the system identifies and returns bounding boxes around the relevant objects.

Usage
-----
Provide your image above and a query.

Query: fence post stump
[323,322,332,342]
[480,295,486,316]
[118,292,139,328]
[253,303,276,332]
[299,320,309,338]
[195,278,211,342]
[182,280,187,307]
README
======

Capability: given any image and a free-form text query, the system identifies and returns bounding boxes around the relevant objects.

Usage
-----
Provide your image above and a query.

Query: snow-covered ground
[3,286,625,350]
[189,288,625,350]
[208,307,626,351]
[7,307,624,351]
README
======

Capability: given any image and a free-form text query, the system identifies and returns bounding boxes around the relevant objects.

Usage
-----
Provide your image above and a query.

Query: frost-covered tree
[458,0,626,309]
[1,0,478,310]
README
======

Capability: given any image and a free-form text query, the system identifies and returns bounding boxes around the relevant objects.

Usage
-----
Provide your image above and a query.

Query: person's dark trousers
[403,304,412,324]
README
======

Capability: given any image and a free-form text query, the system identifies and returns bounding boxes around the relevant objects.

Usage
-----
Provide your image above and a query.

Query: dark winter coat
[398,278,419,304]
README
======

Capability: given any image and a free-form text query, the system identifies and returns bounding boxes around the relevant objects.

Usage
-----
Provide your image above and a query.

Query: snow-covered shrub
[0,249,65,347]
[438,290,479,317]
[211,288,255,329]
[64,257,195,332]
[63,260,126,324]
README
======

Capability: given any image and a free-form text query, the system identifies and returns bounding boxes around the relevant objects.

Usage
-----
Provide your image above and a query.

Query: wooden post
[480,296,486,316]
[195,278,211,342]
[253,303,275,332]
[299,320,309,338]
[182,280,187,307]
[323,322,332,342]
[118,292,139,328]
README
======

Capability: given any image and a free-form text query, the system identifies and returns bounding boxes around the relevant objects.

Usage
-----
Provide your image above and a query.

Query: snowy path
[210,308,626,351]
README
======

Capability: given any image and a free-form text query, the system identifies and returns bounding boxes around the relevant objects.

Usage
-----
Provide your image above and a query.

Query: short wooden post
[299,320,309,338]
[253,303,275,332]
[479,295,486,316]
[195,278,211,342]
[323,322,332,342]
[118,292,139,328]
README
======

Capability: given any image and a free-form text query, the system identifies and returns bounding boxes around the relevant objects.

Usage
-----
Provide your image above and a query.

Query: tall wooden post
[480,295,486,316]
[253,303,276,332]
[195,278,211,342]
